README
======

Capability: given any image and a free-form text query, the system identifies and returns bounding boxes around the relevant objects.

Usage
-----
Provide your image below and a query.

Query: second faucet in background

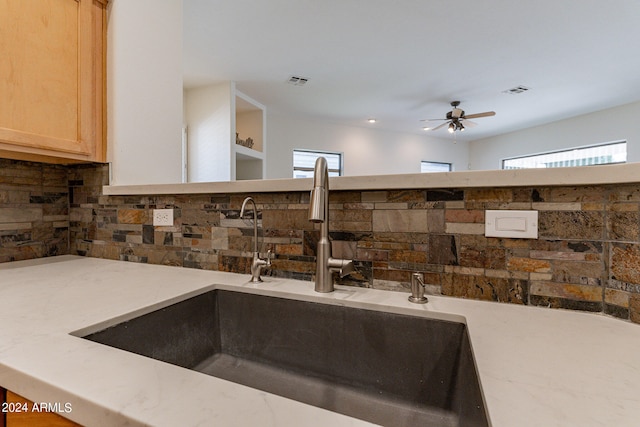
[240,196,271,282]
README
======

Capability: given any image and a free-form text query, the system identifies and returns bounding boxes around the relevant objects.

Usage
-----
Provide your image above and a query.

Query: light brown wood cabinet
[2,389,81,427]
[0,0,107,164]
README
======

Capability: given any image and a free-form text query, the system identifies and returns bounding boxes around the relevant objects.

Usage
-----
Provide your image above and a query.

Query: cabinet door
[0,0,105,162]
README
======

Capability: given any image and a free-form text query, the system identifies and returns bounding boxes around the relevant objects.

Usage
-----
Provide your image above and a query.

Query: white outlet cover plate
[485,210,538,239]
[153,209,174,226]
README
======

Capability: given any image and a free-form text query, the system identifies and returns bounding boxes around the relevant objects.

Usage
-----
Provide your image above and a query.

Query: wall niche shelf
[184,82,266,182]
[234,91,266,181]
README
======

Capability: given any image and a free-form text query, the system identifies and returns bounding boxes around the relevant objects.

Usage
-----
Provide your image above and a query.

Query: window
[421,161,452,173]
[293,150,343,178]
[502,141,627,170]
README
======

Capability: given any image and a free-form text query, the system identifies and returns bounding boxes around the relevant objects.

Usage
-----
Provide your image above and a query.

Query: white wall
[184,83,233,182]
[107,0,183,185]
[469,101,640,170]
[266,112,469,179]
[106,0,640,182]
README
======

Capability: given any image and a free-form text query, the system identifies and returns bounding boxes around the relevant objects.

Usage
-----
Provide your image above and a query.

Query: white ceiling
[183,0,640,141]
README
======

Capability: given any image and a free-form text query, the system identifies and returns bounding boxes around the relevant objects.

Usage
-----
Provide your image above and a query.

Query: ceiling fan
[421,101,495,133]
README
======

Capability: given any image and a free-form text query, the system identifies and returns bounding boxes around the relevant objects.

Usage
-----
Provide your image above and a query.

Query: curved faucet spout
[240,196,270,282]
[240,197,259,253]
[312,156,329,188]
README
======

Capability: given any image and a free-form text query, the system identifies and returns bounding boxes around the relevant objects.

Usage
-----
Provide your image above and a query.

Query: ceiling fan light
[448,122,455,133]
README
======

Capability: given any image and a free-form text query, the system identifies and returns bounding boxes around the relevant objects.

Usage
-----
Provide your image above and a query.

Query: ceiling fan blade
[460,119,478,128]
[420,118,446,122]
[464,111,496,119]
[426,122,449,131]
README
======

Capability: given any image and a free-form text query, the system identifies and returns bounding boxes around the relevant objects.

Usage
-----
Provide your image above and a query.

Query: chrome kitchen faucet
[240,196,271,282]
[308,157,354,292]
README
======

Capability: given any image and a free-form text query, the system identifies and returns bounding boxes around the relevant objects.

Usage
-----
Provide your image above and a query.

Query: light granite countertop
[103,162,640,195]
[0,256,639,426]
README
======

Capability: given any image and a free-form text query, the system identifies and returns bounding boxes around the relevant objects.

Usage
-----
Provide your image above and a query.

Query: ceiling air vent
[502,85,530,95]
[286,75,309,86]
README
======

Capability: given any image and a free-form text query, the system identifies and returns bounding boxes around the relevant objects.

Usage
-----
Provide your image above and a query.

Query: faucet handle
[255,249,272,267]
[249,250,272,283]
[338,260,354,278]
[327,257,354,278]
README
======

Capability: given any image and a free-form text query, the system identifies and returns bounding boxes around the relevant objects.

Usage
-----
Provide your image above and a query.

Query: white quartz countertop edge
[103,162,640,195]
[0,256,639,427]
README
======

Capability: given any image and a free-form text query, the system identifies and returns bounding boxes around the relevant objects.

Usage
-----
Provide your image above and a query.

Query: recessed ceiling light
[368,118,377,123]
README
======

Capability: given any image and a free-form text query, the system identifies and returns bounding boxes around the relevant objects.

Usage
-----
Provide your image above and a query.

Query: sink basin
[81,289,489,427]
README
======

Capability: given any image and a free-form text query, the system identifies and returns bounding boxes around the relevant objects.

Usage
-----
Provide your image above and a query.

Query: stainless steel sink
[82,290,490,427]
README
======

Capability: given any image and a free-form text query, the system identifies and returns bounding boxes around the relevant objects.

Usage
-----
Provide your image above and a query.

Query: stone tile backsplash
[3,158,640,325]
[0,159,69,262]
